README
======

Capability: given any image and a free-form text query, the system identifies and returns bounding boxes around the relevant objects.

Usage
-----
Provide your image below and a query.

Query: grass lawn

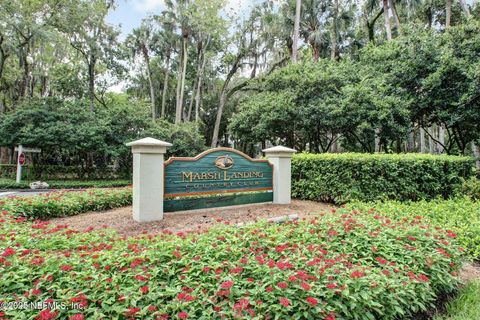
[435,281,480,320]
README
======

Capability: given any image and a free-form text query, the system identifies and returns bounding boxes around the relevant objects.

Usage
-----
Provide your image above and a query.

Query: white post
[126,137,172,222]
[263,146,297,204]
[16,144,23,184]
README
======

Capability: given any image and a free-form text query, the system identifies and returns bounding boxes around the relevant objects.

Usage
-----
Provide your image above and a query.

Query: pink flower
[140,286,149,294]
[350,270,364,279]
[325,312,336,320]
[277,282,288,289]
[69,315,84,320]
[60,265,73,271]
[326,283,337,289]
[35,310,58,320]
[306,297,318,306]
[178,311,189,319]
[221,280,234,289]
[279,297,290,307]
[301,282,311,291]
[2,247,15,257]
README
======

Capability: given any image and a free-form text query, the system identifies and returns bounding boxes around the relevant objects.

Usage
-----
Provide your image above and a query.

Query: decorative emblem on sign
[214,155,234,170]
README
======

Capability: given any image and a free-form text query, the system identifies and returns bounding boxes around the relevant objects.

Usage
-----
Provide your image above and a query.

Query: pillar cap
[126,137,172,154]
[262,146,297,158]
[126,137,172,147]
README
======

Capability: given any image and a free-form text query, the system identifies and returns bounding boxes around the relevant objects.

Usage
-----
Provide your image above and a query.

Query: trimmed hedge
[292,153,474,204]
[0,164,127,180]
[0,187,132,219]
[0,179,131,190]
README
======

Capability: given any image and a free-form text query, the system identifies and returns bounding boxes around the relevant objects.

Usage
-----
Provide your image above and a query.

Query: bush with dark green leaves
[292,153,474,204]
[0,95,207,177]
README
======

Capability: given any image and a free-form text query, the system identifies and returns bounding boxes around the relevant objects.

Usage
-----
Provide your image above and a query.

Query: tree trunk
[407,130,414,152]
[161,54,170,118]
[438,125,445,153]
[292,0,302,63]
[389,0,402,35]
[187,76,197,121]
[88,56,96,113]
[428,127,435,154]
[195,47,208,122]
[175,36,188,124]
[375,128,381,152]
[211,91,227,147]
[383,0,392,40]
[472,142,480,168]
[446,0,452,28]
[331,0,338,60]
[144,54,156,119]
[420,127,426,153]
[458,0,470,17]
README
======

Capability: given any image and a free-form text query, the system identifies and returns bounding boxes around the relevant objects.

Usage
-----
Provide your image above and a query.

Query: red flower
[265,286,273,292]
[221,280,234,289]
[140,286,149,294]
[301,282,311,291]
[279,297,290,307]
[326,283,337,289]
[306,297,318,306]
[2,247,15,257]
[382,269,390,276]
[60,265,73,271]
[178,311,188,319]
[69,314,84,320]
[418,274,429,282]
[148,306,158,312]
[350,270,364,279]
[375,257,387,265]
[35,310,58,320]
[325,312,336,320]
[125,307,140,317]
[277,282,288,289]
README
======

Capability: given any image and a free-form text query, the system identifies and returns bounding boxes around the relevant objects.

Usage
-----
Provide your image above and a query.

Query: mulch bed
[49,200,334,237]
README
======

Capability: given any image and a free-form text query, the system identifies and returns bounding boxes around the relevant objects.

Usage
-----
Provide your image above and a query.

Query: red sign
[18,153,26,166]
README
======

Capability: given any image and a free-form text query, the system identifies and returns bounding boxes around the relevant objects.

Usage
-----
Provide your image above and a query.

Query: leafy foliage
[0,206,462,319]
[292,153,474,203]
[0,187,132,219]
[0,179,131,190]
[231,22,480,155]
[0,96,207,176]
[348,198,480,261]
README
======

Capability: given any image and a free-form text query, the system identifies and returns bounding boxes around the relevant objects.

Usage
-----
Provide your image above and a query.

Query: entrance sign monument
[127,137,296,222]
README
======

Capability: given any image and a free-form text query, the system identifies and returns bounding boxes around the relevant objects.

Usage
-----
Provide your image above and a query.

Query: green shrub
[0,179,131,190]
[0,207,462,319]
[0,164,125,180]
[292,153,474,203]
[348,198,480,261]
[0,187,132,219]
[457,177,480,200]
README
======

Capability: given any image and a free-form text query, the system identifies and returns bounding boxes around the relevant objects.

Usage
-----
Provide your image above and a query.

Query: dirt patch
[459,261,480,283]
[49,200,334,237]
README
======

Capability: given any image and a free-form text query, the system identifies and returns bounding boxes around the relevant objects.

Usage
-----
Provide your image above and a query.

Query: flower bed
[0,207,462,319]
[0,187,132,220]
[348,198,480,261]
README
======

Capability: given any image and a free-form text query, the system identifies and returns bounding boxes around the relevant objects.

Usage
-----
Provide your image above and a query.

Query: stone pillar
[263,146,297,204]
[126,137,172,222]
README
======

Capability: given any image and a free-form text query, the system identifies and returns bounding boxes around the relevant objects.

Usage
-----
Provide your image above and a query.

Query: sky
[106,0,257,39]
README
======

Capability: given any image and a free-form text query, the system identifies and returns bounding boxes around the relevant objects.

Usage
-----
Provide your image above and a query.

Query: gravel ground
[50,200,334,237]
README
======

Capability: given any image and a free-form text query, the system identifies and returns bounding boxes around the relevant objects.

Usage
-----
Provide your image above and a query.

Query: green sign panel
[164,148,273,212]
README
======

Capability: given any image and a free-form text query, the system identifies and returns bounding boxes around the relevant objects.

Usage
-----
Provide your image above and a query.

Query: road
[0,190,55,198]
